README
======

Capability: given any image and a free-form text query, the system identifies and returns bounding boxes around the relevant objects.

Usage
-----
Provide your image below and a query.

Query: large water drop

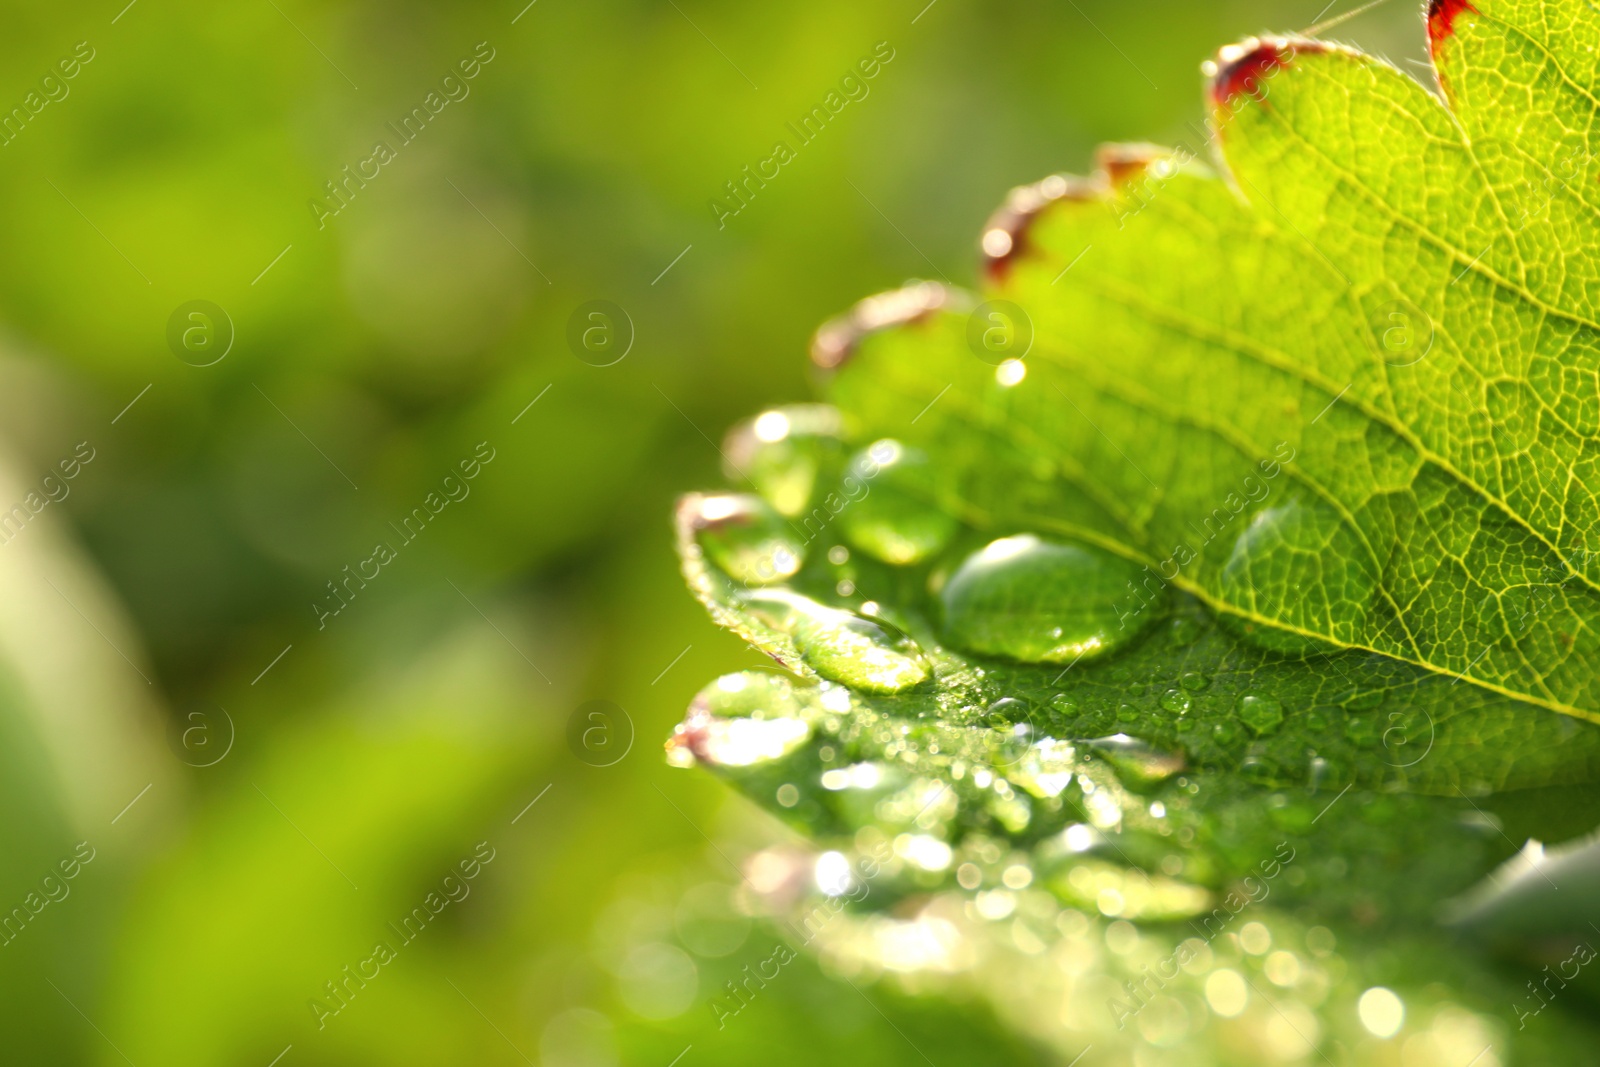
[939,534,1156,663]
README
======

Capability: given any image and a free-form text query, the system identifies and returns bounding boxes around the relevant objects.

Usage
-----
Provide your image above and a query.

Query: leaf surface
[669,2,1600,1061]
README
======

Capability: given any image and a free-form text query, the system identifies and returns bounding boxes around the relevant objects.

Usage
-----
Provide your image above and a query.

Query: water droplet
[1159,689,1191,714]
[1240,757,1278,785]
[685,493,805,585]
[671,675,813,769]
[995,722,1036,767]
[1218,499,1374,655]
[940,535,1156,664]
[722,404,843,517]
[1213,721,1241,744]
[837,440,957,565]
[1317,758,1347,788]
[1342,689,1385,711]
[1088,734,1185,788]
[985,697,1032,727]
[1048,693,1078,716]
[1116,704,1139,724]
[1237,694,1285,736]
[1169,616,1203,646]
[693,671,805,719]
[1343,712,1378,744]
[744,589,930,694]
[1181,672,1210,691]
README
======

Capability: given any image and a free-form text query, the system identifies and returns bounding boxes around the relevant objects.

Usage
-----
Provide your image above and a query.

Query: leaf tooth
[809,281,965,369]
[979,173,1099,283]
[1094,142,1171,189]
[1426,0,1479,57]
[1203,35,1334,113]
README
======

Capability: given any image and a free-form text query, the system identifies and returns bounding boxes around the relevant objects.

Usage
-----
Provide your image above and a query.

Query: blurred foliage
[0,1,1431,1064]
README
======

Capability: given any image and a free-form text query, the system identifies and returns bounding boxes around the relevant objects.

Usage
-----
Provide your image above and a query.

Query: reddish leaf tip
[1205,36,1330,111]
[810,282,954,369]
[1427,0,1479,53]
[980,174,1096,283]
[1096,143,1166,189]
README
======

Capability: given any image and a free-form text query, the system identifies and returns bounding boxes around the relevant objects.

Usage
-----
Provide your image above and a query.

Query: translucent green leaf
[668,2,1600,1061]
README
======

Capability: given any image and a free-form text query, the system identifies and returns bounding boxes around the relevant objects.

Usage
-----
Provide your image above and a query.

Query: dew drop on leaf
[1159,688,1191,714]
[984,696,1031,727]
[1219,500,1374,656]
[1048,693,1077,716]
[1180,671,1210,691]
[685,493,805,585]
[1168,616,1203,645]
[1087,734,1185,789]
[836,440,957,565]
[1240,756,1278,785]
[1343,712,1379,744]
[722,404,842,517]
[1237,693,1285,736]
[939,535,1156,664]
[744,589,930,694]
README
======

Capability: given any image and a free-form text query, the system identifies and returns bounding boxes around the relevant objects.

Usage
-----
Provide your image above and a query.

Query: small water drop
[1181,672,1210,691]
[1088,734,1185,788]
[744,589,930,694]
[940,535,1156,664]
[1343,712,1378,744]
[837,440,957,565]
[1159,688,1192,714]
[1237,694,1285,736]
[1116,704,1139,724]
[1169,616,1203,646]
[985,697,1032,727]
[1048,693,1078,716]
[685,493,805,585]
[1213,721,1241,744]
[1342,689,1385,711]
[1239,757,1278,785]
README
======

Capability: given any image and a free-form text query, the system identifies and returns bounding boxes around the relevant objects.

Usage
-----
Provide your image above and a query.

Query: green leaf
[670,1,1600,1061]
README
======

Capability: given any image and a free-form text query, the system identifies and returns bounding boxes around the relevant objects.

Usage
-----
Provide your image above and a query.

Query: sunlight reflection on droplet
[1359,986,1405,1038]
[1205,969,1248,1017]
[753,410,791,443]
[815,850,854,896]
[982,229,1014,257]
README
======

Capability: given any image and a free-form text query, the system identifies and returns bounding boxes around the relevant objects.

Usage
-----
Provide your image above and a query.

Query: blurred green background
[0,1,1426,1063]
